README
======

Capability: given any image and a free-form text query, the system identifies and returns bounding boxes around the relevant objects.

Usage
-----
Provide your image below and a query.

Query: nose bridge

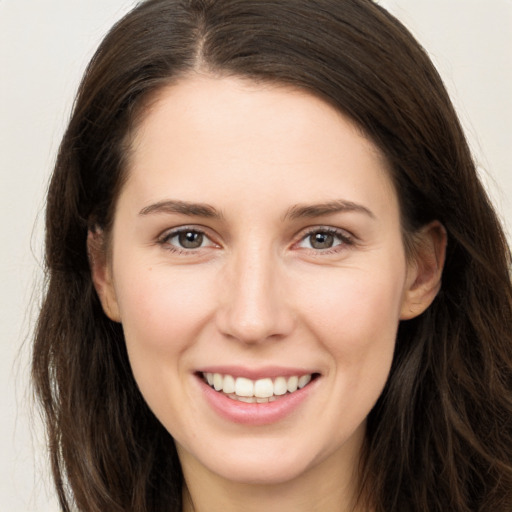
[217,240,292,343]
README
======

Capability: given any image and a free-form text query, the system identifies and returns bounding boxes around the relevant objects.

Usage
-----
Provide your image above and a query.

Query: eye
[174,230,205,249]
[296,228,352,251]
[159,227,217,252]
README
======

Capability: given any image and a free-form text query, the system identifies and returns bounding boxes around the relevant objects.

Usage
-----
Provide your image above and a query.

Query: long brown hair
[33,1,512,510]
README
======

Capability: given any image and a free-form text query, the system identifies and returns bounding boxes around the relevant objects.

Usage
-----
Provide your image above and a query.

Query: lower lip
[197,375,318,426]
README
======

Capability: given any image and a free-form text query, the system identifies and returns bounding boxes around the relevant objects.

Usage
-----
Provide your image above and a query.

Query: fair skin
[90,75,445,512]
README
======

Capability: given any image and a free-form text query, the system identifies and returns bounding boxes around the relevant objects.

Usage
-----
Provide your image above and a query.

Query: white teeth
[223,374,235,394]
[213,373,223,391]
[298,374,312,389]
[287,376,299,392]
[203,372,314,399]
[254,378,273,398]
[235,377,254,397]
[273,376,288,396]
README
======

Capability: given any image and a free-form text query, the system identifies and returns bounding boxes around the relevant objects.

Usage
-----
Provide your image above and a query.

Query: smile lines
[203,372,313,403]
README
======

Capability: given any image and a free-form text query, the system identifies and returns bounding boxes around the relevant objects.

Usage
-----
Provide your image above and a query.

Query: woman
[32,0,512,511]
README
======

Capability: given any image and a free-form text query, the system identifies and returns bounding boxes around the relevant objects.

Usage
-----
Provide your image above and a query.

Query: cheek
[113,264,217,379]
[298,264,406,362]
[297,267,405,433]
[112,265,219,424]
[306,272,403,345]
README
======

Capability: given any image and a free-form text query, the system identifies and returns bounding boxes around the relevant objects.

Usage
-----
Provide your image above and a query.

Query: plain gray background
[1,1,511,510]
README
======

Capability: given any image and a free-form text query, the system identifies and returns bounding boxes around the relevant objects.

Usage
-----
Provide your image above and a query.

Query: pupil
[311,232,333,249]
[179,231,203,248]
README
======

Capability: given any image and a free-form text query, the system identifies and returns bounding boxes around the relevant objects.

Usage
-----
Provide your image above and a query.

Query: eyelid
[292,225,355,252]
[155,224,355,255]
[157,225,220,252]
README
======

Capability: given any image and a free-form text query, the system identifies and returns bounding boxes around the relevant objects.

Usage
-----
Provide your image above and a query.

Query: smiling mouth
[201,372,318,403]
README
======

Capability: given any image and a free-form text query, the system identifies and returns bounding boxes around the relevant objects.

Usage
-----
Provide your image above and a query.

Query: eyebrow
[138,199,223,219]
[139,198,374,221]
[284,200,375,220]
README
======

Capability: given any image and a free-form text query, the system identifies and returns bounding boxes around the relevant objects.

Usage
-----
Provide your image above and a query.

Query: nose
[216,246,295,344]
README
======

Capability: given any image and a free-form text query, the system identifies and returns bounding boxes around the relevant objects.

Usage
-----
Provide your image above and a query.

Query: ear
[400,221,447,320]
[87,229,121,322]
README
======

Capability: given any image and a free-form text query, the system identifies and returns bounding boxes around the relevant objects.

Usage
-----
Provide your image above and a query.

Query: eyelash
[156,226,354,255]
[295,227,354,254]
[156,226,218,255]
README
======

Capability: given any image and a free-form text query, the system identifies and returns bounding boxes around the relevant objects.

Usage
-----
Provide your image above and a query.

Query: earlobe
[400,221,447,320]
[87,229,121,322]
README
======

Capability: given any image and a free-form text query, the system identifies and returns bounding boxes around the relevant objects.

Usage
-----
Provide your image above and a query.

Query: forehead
[122,74,398,220]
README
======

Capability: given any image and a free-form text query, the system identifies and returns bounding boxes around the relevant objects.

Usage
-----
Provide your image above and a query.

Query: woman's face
[93,75,437,487]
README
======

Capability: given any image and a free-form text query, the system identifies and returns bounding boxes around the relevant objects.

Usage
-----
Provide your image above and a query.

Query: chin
[178,431,352,487]
[207,454,314,486]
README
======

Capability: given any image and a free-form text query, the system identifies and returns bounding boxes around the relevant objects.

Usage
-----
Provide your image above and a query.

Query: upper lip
[195,365,319,380]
